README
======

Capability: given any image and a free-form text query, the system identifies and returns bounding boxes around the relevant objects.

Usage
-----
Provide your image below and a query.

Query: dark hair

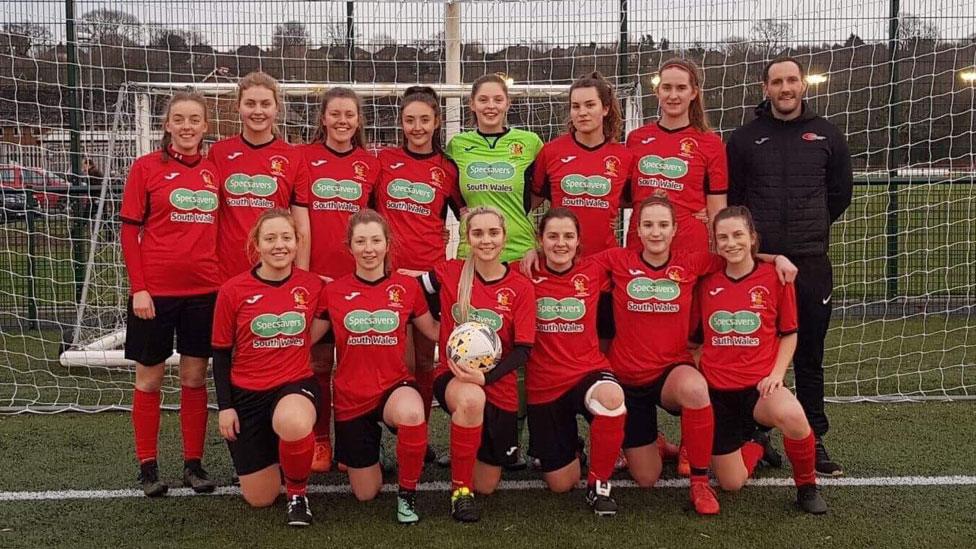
[712,205,761,258]
[346,208,394,272]
[636,194,676,225]
[312,87,367,148]
[401,86,443,153]
[468,73,510,126]
[159,91,209,162]
[537,207,582,256]
[657,58,710,132]
[567,71,622,143]
[762,56,806,83]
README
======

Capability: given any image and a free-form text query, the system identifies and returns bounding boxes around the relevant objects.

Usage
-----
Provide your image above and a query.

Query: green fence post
[885,0,900,300]
[25,192,38,330]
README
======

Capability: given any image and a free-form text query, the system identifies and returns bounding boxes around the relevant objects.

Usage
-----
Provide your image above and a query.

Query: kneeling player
[321,209,440,524]
[701,206,827,514]
[212,210,325,527]
[526,208,626,515]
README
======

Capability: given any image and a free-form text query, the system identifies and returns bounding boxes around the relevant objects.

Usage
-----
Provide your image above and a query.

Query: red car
[0,164,75,219]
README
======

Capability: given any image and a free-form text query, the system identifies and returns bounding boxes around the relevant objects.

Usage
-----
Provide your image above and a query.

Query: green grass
[0,403,974,548]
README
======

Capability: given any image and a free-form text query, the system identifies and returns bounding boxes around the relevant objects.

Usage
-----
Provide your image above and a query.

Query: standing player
[376,86,462,428]
[212,209,324,527]
[447,74,543,262]
[626,58,727,253]
[209,71,311,282]
[321,209,440,524]
[591,196,795,515]
[121,92,219,497]
[700,206,827,514]
[300,87,382,473]
[410,206,536,522]
[526,208,626,516]
[726,57,853,475]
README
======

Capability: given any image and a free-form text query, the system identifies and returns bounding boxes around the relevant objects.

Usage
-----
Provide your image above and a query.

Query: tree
[721,35,753,57]
[844,33,865,48]
[80,9,143,46]
[272,21,309,49]
[0,22,53,57]
[751,18,791,55]
[148,27,208,51]
[898,13,940,41]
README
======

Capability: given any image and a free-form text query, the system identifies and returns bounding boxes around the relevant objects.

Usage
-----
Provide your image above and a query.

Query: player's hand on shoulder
[773,255,798,284]
[520,248,540,277]
[132,290,155,320]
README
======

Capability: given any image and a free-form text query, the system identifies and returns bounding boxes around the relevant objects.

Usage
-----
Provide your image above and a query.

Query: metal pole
[618,0,629,87]
[445,1,462,139]
[885,0,900,300]
[346,1,355,82]
[65,0,82,183]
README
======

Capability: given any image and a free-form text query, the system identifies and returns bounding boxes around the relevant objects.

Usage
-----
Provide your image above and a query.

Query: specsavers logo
[638,155,688,179]
[560,174,611,197]
[626,277,680,301]
[709,310,762,334]
[312,179,362,200]
[466,162,515,180]
[388,179,436,204]
[250,312,306,337]
[451,304,504,332]
[536,297,585,321]
[169,189,218,212]
[343,309,399,334]
[225,174,278,197]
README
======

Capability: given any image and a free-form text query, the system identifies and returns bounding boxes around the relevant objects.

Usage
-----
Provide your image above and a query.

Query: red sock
[450,422,482,491]
[587,414,626,485]
[313,371,332,442]
[396,422,428,491]
[783,431,817,487]
[279,433,315,497]
[681,404,714,482]
[415,367,435,421]
[132,388,161,463]
[180,385,208,462]
[740,441,764,477]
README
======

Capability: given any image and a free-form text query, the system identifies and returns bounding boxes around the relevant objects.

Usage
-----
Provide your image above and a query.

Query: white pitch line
[1,476,974,502]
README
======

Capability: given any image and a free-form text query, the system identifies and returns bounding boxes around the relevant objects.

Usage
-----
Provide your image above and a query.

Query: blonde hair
[159,91,209,161]
[457,206,507,323]
[237,71,283,137]
[246,208,298,265]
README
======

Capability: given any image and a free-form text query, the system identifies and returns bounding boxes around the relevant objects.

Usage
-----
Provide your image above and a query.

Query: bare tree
[272,21,310,49]
[721,35,753,57]
[148,27,208,51]
[751,19,791,55]
[321,22,360,47]
[898,13,940,41]
[0,22,53,57]
[80,9,143,46]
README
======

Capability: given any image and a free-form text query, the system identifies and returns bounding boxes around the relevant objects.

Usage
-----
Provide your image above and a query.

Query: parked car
[0,164,86,221]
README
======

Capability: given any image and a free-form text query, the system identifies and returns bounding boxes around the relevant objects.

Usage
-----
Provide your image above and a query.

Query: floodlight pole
[65,0,82,184]
[346,1,355,81]
[445,1,462,140]
[885,0,900,300]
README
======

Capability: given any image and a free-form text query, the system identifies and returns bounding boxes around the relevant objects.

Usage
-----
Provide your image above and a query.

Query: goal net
[0,0,973,411]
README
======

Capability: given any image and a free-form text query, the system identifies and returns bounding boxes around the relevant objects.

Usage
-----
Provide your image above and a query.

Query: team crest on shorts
[292,286,310,310]
[387,284,406,308]
[748,285,770,310]
[665,265,687,283]
[572,274,590,297]
[353,160,369,181]
[508,142,524,157]
[270,155,288,176]
[679,137,698,158]
[495,288,516,311]
[200,169,217,190]
[603,156,620,177]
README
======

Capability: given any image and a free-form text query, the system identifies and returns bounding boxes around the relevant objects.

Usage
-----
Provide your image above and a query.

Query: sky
[7,0,976,51]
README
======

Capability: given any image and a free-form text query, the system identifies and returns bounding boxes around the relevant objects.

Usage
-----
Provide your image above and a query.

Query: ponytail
[457,206,507,322]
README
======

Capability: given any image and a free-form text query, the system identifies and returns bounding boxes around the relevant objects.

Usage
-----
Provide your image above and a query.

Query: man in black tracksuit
[726,57,853,476]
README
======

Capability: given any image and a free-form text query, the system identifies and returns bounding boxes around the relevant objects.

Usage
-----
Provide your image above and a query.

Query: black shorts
[597,291,615,340]
[227,377,319,476]
[333,380,416,469]
[528,370,619,473]
[124,292,217,365]
[433,373,519,467]
[621,364,684,449]
[710,387,761,455]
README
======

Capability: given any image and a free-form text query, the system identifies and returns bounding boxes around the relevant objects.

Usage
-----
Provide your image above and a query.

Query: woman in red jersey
[212,209,324,527]
[300,87,382,473]
[525,207,626,516]
[376,86,462,434]
[209,71,311,282]
[408,206,536,523]
[700,206,826,514]
[121,92,219,497]
[591,196,794,516]
[318,209,440,524]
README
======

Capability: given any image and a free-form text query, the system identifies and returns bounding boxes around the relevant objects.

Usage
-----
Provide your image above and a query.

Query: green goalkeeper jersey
[446,128,543,262]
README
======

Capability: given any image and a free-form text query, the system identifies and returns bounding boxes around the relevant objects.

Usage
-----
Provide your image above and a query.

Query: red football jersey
[590,247,723,386]
[625,124,728,253]
[375,147,462,270]
[533,134,632,254]
[526,259,611,405]
[699,262,798,390]
[212,268,325,391]
[120,149,221,296]
[209,136,311,282]
[428,260,535,412]
[324,272,429,421]
[300,144,380,279]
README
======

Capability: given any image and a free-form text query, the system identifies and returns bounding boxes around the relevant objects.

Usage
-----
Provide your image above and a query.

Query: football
[446,321,503,373]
